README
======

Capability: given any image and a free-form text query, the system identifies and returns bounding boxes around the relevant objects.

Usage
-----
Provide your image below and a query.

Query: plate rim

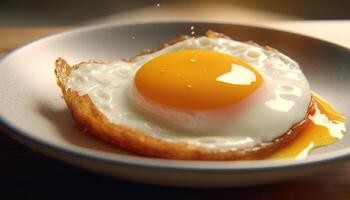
[0,20,349,172]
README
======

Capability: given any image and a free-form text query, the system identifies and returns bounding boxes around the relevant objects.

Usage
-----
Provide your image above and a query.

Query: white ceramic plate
[1,21,349,187]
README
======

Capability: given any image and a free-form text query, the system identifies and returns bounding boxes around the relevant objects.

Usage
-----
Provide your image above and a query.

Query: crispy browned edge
[54,30,315,160]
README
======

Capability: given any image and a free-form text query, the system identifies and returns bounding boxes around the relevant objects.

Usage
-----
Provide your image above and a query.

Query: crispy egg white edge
[66,37,311,151]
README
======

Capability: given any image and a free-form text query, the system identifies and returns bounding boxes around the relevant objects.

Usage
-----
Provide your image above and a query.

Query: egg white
[66,37,311,151]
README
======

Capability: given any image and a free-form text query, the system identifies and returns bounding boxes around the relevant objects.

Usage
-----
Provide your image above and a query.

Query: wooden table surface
[1,21,350,199]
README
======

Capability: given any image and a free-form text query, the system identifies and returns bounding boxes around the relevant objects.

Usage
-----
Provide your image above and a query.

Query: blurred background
[1,0,350,26]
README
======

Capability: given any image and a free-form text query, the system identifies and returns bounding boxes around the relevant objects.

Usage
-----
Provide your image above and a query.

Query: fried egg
[66,36,313,151]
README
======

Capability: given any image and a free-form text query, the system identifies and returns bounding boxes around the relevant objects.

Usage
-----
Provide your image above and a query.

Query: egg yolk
[269,93,346,159]
[134,50,263,110]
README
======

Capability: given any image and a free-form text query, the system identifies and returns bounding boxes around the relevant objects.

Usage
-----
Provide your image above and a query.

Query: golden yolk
[269,93,346,160]
[134,50,263,110]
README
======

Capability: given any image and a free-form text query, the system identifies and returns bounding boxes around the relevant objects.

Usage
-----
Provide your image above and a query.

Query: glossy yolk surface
[269,93,346,159]
[135,50,263,110]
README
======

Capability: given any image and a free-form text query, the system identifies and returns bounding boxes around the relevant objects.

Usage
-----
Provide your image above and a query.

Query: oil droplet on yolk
[269,93,346,160]
[134,50,263,110]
